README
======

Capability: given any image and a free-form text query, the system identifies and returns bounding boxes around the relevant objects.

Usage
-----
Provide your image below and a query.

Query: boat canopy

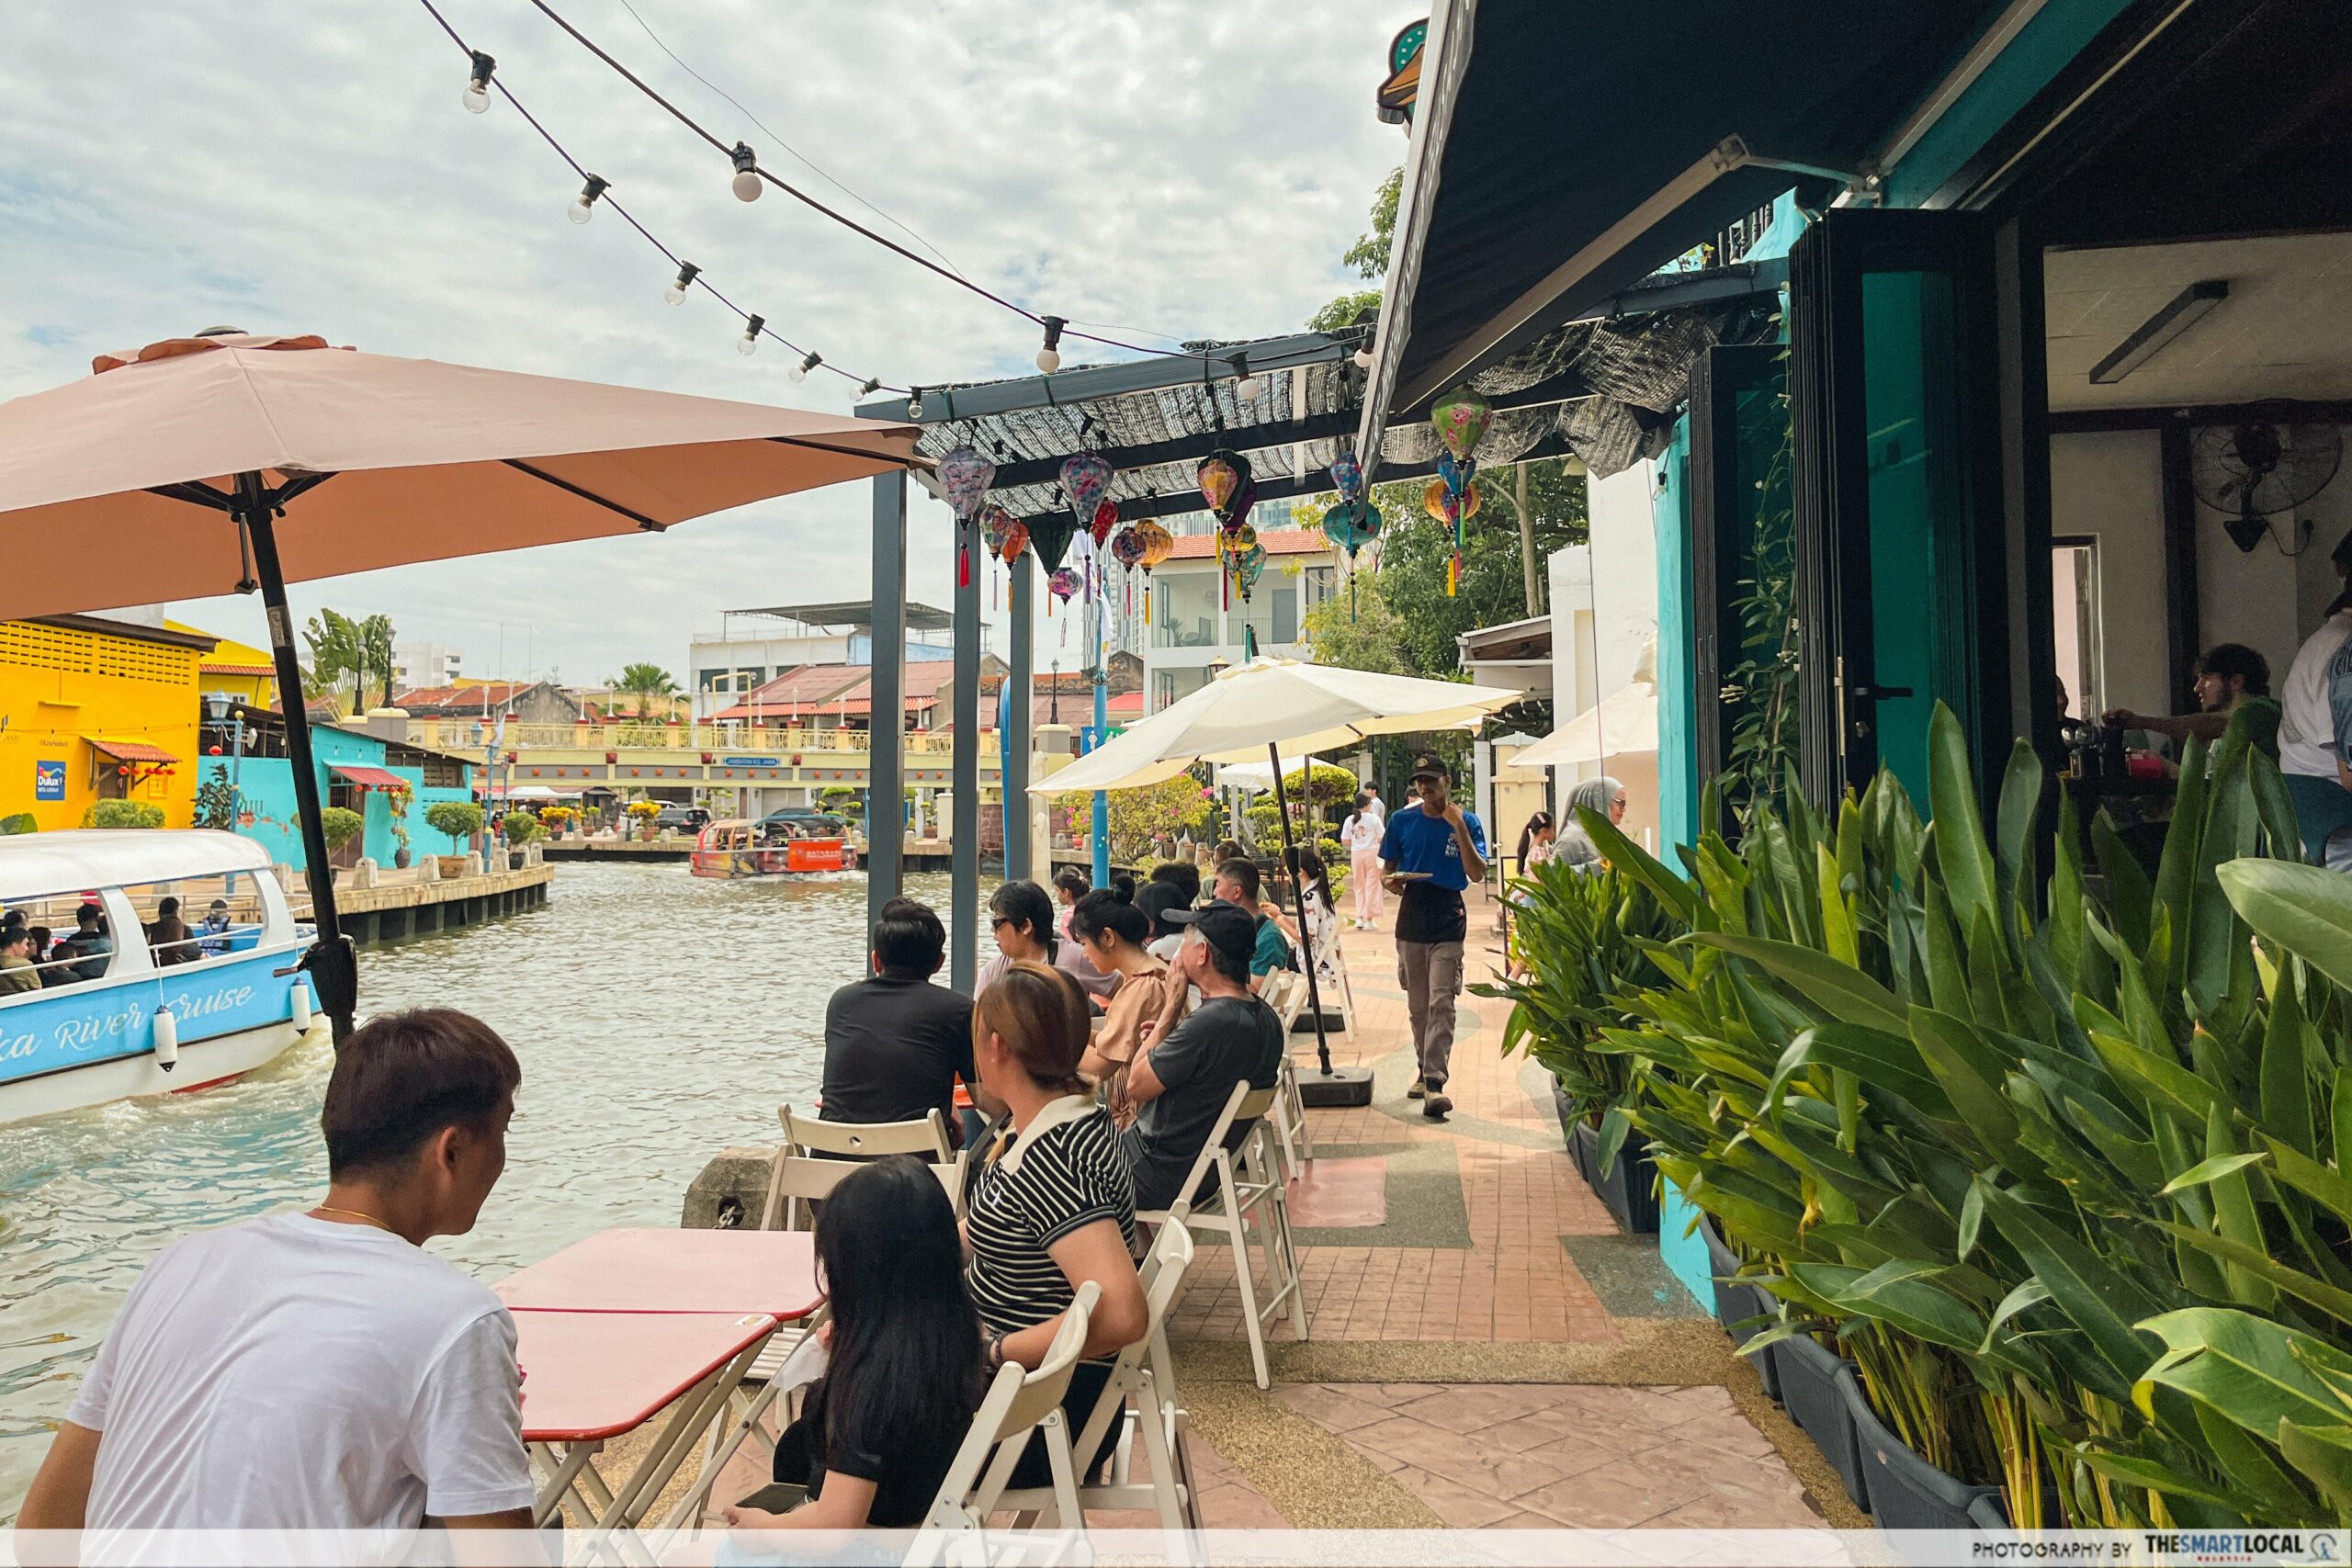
[0,829,276,901]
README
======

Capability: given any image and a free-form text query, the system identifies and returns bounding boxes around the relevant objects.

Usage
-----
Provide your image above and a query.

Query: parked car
[652,805,711,832]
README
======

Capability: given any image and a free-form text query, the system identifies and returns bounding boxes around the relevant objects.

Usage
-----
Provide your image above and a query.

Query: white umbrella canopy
[1031,657,1524,796]
[0,333,920,619]
[1507,680,1659,771]
[1215,748,1332,793]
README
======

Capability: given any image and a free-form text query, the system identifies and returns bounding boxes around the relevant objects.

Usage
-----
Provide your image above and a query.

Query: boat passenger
[1123,903,1284,1212]
[0,926,38,995]
[60,902,111,983]
[1070,888,1180,1128]
[27,926,57,987]
[960,962,1147,1487]
[147,896,192,967]
[820,897,985,1141]
[722,1156,984,1533]
[17,1008,534,1531]
[198,898,232,958]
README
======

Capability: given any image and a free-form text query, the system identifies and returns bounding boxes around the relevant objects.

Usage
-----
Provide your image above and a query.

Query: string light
[1232,352,1260,400]
[738,313,763,355]
[729,142,762,202]
[663,261,700,305]
[906,386,924,420]
[567,173,609,224]
[1352,346,1375,369]
[1035,316,1065,374]
[855,378,881,400]
[789,351,820,384]
[462,50,496,113]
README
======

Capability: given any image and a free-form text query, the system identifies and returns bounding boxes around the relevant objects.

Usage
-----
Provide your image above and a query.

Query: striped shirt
[966,1095,1137,1332]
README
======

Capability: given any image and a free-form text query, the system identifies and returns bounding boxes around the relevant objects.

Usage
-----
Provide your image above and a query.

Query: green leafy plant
[81,799,164,829]
[1,812,38,835]
[193,764,238,830]
[499,812,542,847]
[318,806,365,852]
[424,799,483,851]
[1057,773,1216,867]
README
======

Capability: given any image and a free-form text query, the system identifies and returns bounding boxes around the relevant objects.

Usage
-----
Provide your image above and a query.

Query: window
[1157,572,1220,649]
[1153,669,1207,712]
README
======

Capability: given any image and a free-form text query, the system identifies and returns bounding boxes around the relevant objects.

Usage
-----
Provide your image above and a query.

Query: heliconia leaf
[1995,736,2042,933]
[1685,931,1907,1034]
[1980,1185,2160,1396]
[2278,1420,2352,1515]
[2217,858,2352,997]
[2335,1068,2352,1178]
[2154,1223,2352,1328]
[2135,1308,2352,1438]
[1929,704,2001,957]
[2262,982,2318,1161]
[1764,1025,1954,1121]
[2075,1449,2261,1513]
[1576,805,1698,925]
[2159,1152,2271,1196]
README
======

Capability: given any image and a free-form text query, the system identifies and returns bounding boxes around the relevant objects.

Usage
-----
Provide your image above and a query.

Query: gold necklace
[310,1204,398,1235]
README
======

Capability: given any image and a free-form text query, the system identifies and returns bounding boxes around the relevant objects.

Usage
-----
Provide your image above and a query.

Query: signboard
[0,952,303,1088]
[722,756,781,768]
[33,760,65,801]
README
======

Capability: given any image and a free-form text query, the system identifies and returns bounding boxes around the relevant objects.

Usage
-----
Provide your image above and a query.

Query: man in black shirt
[819,898,979,1138]
[1119,902,1284,1211]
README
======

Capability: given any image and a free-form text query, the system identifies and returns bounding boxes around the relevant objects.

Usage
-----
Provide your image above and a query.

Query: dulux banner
[0,953,304,1086]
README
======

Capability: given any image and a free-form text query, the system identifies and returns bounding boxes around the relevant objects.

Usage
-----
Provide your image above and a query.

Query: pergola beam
[857,330,1369,424]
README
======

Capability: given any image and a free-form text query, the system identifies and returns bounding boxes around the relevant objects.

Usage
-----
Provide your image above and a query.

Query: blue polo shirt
[1379,804,1487,891]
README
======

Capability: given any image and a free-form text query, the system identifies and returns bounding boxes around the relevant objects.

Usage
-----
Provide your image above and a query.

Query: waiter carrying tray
[1378,756,1487,1122]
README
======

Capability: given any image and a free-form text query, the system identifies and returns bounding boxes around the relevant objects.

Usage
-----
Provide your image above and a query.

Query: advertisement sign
[722,756,781,768]
[33,760,64,801]
[0,953,301,1087]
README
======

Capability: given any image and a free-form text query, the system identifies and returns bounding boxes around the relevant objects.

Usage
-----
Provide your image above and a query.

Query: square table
[495,1226,823,1320]
[514,1307,778,1535]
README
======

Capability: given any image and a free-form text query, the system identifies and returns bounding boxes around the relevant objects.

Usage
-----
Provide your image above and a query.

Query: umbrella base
[1295,1065,1374,1108]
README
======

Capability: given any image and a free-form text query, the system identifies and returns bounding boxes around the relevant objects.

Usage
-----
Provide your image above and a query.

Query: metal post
[950,498,982,992]
[1091,593,1110,889]
[239,484,356,1043]
[866,472,908,933]
[1269,742,1334,1077]
[1004,554,1033,880]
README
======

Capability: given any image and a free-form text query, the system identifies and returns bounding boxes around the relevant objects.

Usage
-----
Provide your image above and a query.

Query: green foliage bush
[81,799,164,829]
[1500,701,2352,1527]
[318,807,365,852]
[0,812,36,835]
[499,813,543,846]
[424,800,484,850]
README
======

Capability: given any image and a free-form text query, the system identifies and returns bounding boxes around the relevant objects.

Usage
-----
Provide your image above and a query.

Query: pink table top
[514,1308,776,1442]
[495,1227,823,1320]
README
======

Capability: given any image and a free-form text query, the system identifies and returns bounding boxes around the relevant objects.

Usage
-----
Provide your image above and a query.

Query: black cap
[1163,902,1256,966]
[1409,754,1450,782]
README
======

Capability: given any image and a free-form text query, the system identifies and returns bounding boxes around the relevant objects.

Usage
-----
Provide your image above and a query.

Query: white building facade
[391,640,463,691]
[1142,522,1340,713]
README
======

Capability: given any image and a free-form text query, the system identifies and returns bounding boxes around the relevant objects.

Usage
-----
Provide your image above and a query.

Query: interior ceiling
[2044,231,2352,412]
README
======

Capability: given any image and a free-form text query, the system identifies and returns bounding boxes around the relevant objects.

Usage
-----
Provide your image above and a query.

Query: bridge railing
[404,720,989,757]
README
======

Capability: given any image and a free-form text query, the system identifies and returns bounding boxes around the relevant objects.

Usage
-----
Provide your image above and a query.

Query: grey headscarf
[1557,775,1624,868]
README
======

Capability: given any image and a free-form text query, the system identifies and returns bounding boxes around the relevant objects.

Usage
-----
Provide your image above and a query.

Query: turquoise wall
[230,728,473,872]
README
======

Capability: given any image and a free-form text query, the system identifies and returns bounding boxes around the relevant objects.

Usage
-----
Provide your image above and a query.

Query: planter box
[1841,1374,2000,1528]
[1566,1119,1660,1233]
[435,855,472,880]
[1697,1214,1781,1400]
[1566,1116,1598,1186]
[1965,1494,2010,1529]
[1550,1080,1577,1149]
[1770,1334,1870,1511]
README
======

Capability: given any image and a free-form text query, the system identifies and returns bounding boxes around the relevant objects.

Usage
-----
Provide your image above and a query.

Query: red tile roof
[1161,527,1330,561]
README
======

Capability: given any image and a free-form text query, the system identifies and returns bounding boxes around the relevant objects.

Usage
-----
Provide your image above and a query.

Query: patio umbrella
[1031,656,1522,1101]
[1504,679,1658,770]
[0,330,919,1040]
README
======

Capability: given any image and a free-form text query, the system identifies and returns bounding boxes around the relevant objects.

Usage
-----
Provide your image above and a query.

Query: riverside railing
[403,721,987,756]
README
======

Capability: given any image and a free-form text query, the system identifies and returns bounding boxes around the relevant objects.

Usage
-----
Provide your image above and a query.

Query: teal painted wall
[231,728,473,871]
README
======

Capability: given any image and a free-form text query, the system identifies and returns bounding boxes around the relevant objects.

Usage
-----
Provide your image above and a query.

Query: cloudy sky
[1,1,1402,684]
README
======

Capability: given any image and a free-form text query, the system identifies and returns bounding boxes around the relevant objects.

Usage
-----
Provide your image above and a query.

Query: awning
[1504,682,1660,770]
[330,764,410,790]
[1369,0,2017,430]
[85,737,180,765]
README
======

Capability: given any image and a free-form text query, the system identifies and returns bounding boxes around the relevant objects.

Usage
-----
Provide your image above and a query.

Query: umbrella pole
[237,479,357,1044]
[1269,742,1333,1077]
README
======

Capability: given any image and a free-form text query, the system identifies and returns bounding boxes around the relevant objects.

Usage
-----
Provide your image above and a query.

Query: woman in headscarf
[1555,776,1628,870]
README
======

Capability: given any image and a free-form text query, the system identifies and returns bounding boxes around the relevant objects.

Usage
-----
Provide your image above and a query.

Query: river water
[0,863,983,1515]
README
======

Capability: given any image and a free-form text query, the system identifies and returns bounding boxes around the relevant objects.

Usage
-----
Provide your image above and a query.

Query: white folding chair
[664,1326,832,1540]
[998,1224,1204,1531]
[757,1105,954,1231]
[1259,975,1314,1179]
[908,1282,1101,1561]
[1136,1081,1306,1390]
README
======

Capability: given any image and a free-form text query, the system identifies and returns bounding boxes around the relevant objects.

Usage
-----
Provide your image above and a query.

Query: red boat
[688,818,858,879]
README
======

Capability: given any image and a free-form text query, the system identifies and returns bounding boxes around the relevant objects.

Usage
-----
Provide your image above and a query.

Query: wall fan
[2190,407,2344,553]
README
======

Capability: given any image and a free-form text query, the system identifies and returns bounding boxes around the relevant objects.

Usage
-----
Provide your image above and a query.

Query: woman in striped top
[966,962,1148,1483]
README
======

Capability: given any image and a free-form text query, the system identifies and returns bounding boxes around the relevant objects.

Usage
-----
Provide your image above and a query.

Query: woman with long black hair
[722,1156,984,1532]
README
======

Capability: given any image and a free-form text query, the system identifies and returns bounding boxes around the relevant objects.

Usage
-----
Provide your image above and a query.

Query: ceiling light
[2088,279,2229,385]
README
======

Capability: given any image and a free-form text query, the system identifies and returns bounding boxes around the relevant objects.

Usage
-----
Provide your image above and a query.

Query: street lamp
[202,692,247,791]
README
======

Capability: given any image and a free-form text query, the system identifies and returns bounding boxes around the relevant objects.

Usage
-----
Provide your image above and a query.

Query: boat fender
[153,1007,178,1072]
[290,979,313,1034]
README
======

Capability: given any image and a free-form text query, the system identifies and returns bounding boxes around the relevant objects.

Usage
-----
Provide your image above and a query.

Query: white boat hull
[0,1016,310,1125]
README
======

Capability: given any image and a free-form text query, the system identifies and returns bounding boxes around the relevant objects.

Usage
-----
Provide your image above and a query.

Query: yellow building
[168,619,278,711]
[0,615,215,830]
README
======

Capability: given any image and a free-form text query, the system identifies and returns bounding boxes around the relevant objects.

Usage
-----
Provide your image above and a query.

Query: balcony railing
[405,720,987,756]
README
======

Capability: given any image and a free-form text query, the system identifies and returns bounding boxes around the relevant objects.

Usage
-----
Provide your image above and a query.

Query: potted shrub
[499,810,542,868]
[1,812,38,835]
[1840,1372,1999,1528]
[424,800,484,877]
[386,784,414,869]
[626,799,661,840]
[1698,1213,1781,1399]
[319,806,366,864]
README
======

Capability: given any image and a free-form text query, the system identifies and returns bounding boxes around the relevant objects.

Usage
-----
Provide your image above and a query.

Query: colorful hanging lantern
[1048,565,1080,605]
[1197,448,1259,533]
[1059,452,1113,523]
[938,446,996,520]
[1430,385,1493,461]
[1126,518,1173,622]
[1323,499,1385,623]
[1089,497,1119,548]
[1329,451,1365,502]
[1109,523,1149,570]
[1230,541,1267,602]
[978,502,1016,558]
[1422,478,1481,523]
[998,519,1029,567]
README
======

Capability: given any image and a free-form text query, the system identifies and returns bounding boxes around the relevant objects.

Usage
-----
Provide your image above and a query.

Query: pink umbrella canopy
[0,332,921,619]
[0,329,920,1040]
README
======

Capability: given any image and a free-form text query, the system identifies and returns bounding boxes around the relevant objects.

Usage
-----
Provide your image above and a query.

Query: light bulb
[664,261,700,306]
[568,174,608,225]
[730,142,763,202]
[568,197,594,224]
[1352,346,1374,369]
[463,51,495,114]
[855,378,881,402]
[1035,314,1065,375]
[739,313,764,356]
[789,351,820,384]
[1236,374,1261,400]
[907,388,924,420]
[1035,346,1061,373]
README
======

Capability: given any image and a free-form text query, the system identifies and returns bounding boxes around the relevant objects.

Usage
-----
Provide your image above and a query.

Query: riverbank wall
[292,863,552,947]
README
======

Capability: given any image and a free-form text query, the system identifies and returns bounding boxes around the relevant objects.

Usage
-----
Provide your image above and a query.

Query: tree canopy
[611,662,681,716]
[301,608,396,715]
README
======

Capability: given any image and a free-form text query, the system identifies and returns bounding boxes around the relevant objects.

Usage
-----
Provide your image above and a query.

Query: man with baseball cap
[1122,902,1284,1211]
[1378,755,1487,1120]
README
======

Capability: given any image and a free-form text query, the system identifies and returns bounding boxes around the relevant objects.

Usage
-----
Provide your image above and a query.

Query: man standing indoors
[1379,757,1487,1121]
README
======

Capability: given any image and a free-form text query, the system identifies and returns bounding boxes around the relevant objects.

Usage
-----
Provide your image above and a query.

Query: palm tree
[611,662,680,718]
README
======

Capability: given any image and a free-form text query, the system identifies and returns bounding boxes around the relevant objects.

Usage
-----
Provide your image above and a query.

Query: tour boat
[688,818,858,879]
[0,830,318,1125]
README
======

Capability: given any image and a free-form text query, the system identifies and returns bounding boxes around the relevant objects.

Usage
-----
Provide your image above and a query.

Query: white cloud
[0,0,1400,682]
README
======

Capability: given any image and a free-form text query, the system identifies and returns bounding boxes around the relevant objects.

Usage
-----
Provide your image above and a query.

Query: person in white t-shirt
[19,1008,537,1534]
[2278,532,2352,863]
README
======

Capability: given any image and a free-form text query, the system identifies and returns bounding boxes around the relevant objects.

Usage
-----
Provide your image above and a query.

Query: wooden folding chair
[997,1224,1203,1531]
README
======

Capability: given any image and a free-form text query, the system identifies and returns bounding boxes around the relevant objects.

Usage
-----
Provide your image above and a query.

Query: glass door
[1790,209,2008,809]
